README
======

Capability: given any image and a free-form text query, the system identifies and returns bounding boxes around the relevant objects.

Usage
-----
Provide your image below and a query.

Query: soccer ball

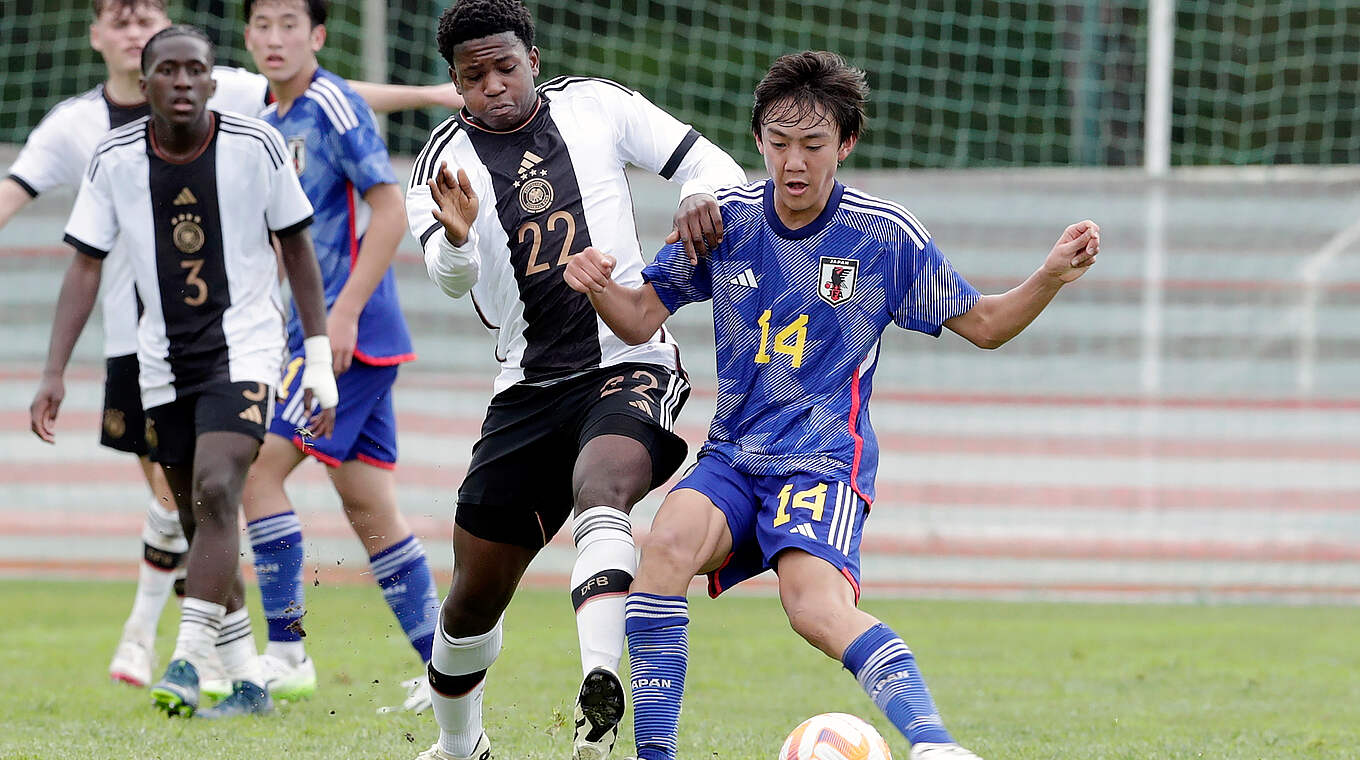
[779,713,893,760]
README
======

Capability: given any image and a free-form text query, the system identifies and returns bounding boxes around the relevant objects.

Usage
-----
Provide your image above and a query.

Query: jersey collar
[762,179,844,240]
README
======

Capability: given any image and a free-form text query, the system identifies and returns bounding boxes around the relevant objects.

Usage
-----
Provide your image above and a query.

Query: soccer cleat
[198,650,232,701]
[259,652,317,701]
[197,679,274,718]
[109,633,155,688]
[414,733,492,760]
[149,658,200,717]
[573,666,625,760]
[909,743,984,760]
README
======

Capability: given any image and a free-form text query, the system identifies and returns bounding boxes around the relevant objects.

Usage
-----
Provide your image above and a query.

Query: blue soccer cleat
[198,679,274,719]
[149,658,200,717]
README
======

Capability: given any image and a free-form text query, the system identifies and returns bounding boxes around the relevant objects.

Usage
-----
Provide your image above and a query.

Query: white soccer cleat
[401,674,432,713]
[414,733,492,760]
[573,666,625,760]
[109,633,155,687]
[197,649,233,701]
[258,652,317,701]
[909,742,984,760]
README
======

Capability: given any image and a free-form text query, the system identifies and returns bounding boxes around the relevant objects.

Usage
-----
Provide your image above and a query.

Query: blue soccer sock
[370,535,441,662]
[625,593,689,760]
[842,622,954,746]
[247,511,306,645]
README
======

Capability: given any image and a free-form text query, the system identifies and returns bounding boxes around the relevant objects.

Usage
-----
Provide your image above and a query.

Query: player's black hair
[243,0,328,28]
[140,24,215,74]
[751,51,868,144]
[93,0,167,19]
[436,0,535,69]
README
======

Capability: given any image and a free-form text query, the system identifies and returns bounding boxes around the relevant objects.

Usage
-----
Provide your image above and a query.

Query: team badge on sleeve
[818,256,858,306]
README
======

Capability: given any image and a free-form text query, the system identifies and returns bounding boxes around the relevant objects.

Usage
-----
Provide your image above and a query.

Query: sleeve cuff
[273,215,313,238]
[63,233,109,260]
[7,174,39,198]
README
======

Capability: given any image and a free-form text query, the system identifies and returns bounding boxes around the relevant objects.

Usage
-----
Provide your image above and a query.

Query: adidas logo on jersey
[518,150,545,175]
[172,187,198,206]
[628,398,652,417]
[728,268,758,289]
[239,405,264,424]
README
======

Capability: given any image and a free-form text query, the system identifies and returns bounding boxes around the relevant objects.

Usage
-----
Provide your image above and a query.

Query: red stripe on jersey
[841,566,861,605]
[356,452,397,470]
[846,370,873,507]
[346,179,359,268]
[353,348,416,366]
[292,435,342,467]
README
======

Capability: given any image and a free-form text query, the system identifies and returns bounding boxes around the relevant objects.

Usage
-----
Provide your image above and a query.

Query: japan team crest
[288,137,307,175]
[818,256,859,306]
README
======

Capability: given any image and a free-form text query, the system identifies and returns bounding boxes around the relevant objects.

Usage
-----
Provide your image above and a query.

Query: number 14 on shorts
[772,482,827,527]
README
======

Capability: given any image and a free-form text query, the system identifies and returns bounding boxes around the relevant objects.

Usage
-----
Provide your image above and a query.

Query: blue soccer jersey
[261,68,414,364]
[642,179,980,502]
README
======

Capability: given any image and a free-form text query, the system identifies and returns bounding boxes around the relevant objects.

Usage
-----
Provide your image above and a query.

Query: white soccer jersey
[7,67,270,357]
[63,112,314,408]
[406,76,746,394]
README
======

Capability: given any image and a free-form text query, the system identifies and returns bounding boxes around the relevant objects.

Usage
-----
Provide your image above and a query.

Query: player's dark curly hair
[244,0,327,27]
[436,0,535,69]
[140,24,214,74]
[751,51,867,144]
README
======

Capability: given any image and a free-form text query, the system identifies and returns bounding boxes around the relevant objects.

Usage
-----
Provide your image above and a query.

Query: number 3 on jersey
[754,310,808,368]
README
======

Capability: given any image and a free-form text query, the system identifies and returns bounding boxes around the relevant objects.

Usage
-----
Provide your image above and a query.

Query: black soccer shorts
[100,354,149,455]
[144,381,274,466]
[455,363,691,549]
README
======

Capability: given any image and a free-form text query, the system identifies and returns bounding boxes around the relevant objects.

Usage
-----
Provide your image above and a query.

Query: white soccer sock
[431,617,502,758]
[216,607,264,687]
[172,597,225,674]
[570,506,636,675]
[264,640,307,666]
[124,500,187,640]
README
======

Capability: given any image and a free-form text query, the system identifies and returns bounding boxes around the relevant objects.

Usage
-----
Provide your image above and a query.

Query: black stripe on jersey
[460,102,603,376]
[411,118,462,190]
[63,232,109,260]
[105,96,150,129]
[146,125,232,392]
[419,221,443,248]
[218,116,286,170]
[8,174,39,198]
[537,75,632,96]
[89,121,150,179]
[659,128,700,180]
[274,215,313,238]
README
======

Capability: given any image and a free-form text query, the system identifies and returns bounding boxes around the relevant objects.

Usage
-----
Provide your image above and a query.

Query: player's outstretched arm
[348,81,464,114]
[30,251,103,443]
[946,219,1100,349]
[0,178,36,231]
[328,182,404,374]
[564,246,671,345]
[278,229,337,438]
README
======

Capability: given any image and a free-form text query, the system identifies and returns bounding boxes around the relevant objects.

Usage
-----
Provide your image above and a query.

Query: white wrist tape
[300,335,338,409]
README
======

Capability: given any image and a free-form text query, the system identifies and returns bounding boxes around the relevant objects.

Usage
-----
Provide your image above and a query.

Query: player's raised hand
[669,192,724,265]
[429,162,478,247]
[29,373,65,444]
[564,246,616,294]
[1044,219,1100,283]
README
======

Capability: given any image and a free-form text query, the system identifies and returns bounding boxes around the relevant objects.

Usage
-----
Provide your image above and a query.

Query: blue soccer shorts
[268,352,399,468]
[674,454,867,602]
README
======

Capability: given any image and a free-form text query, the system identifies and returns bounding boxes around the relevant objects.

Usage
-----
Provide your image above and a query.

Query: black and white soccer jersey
[6,67,271,358]
[62,112,314,409]
[405,76,746,394]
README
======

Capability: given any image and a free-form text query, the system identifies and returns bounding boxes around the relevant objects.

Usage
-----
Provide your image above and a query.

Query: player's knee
[781,587,846,652]
[192,470,240,517]
[439,586,508,637]
[574,478,646,512]
[637,524,706,581]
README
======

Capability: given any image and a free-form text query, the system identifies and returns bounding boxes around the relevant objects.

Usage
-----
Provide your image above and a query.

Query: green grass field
[1,580,1357,760]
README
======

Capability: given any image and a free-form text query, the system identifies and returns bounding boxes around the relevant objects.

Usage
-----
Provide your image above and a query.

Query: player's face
[90,2,172,80]
[451,32,540,131]
[244,0,325,85]
[756,100,858,229]
[140,36,217,127]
